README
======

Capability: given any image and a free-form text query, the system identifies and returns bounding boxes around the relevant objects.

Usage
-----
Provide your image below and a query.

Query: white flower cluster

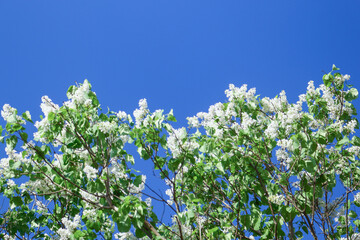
[3,235,15,240]
[319,84,341,119]
[165,178,174,205]
[344,119,357,134]
[66,79,92,108]
[40,95,59,117]
[240,112,255,130]
[306,80,319,98]
[187,116,200,128]
[83,208,97,219]
[2,104,16,122]
[348,146,360,156]
[268,194,285,205]
[264,120,279,139]
[165,188,174,205]
[129,175,146,195]
[96,121,117,134]
[115,232,137,240]
[0,147,30,177]
[35,200,48,214]
[6,179,16,188]
[133,98,148,127]
[80,189,99,204]
[1,104,26,124]
[261,90,287,113]
[19,178,55,194]
[117,110,129,121]
[109,159,128,180]
[335,74,351,86]
[83,164,98,180]
[33,96,59,143]
[341,234,360,240]
[354,192,360,203]
[225,84,254,102]
[167,127,199,158]
[57,215,81,240]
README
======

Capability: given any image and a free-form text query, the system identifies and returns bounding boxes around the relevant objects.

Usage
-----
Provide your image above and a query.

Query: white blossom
[7,179,16,188]
[240,112,255,130]
[115,232,136,240]
[57,215,81,240]
[40,96,59,117]
[117,111,128,121]
[96,121,117,134]
[133,98,149,127]
[344,119,357,134]
[187,116,200,128]
[83,164,98,180]
[354,192,360,203]
[264,120,278,139]
[268,194,285,205]
[165,188,174,205]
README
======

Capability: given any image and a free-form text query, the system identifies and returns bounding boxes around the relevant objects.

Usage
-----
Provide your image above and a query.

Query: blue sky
[1,0,360,238]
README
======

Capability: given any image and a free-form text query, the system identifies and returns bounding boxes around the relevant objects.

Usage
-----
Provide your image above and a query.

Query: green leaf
[125,154,135,164]
[352,136,360,146]
[134,175,142,187]
[332,64,340,71]
[47,112,55,121]
[20,132,28,142]
[322,73,333,87]
[135,228,146,238]
[6,135,17,149]
[167,109,177,122]
[95,180,105,192]
[216,162,225,174]
[67,139,82,149]
[11,196,23,207]
[73,230,86,238]
[22,111,33,123]
[345,88,358,101]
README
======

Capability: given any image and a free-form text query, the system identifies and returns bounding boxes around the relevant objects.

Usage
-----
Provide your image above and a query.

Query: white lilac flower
[40,96,59,117]
[167,127,199,157]
[83,208,97,219]
[133,98,148,127]
[35,200,48,214]
[115,232,136,240]
[57,215,81,240]
[129,175,146,194]
[165,188,174,205]
[225,84,248,101]
[348,146,360,156]
[1,104,25,124]
[187,116,200,128]
[1,104,16,122]
[277,139,293,151]
[306,80,318,97]
[7,179,16,188]
[264,120,279,139]
[98,121,116,134]
[68,80,91,105]
[354,192,360,203]
[117,111,128,121]
[241,112,255,130]
[344,119,357,134]
[83,164,98,180]
[3,235,15,240]
[268,194,285,205]
[145,197,152,207]
[80,189,99,203]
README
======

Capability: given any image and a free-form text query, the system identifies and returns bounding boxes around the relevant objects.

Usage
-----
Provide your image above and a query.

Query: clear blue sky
[0,0,360,238]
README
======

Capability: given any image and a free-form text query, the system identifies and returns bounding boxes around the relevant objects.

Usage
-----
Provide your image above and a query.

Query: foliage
[0,66,359,240]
